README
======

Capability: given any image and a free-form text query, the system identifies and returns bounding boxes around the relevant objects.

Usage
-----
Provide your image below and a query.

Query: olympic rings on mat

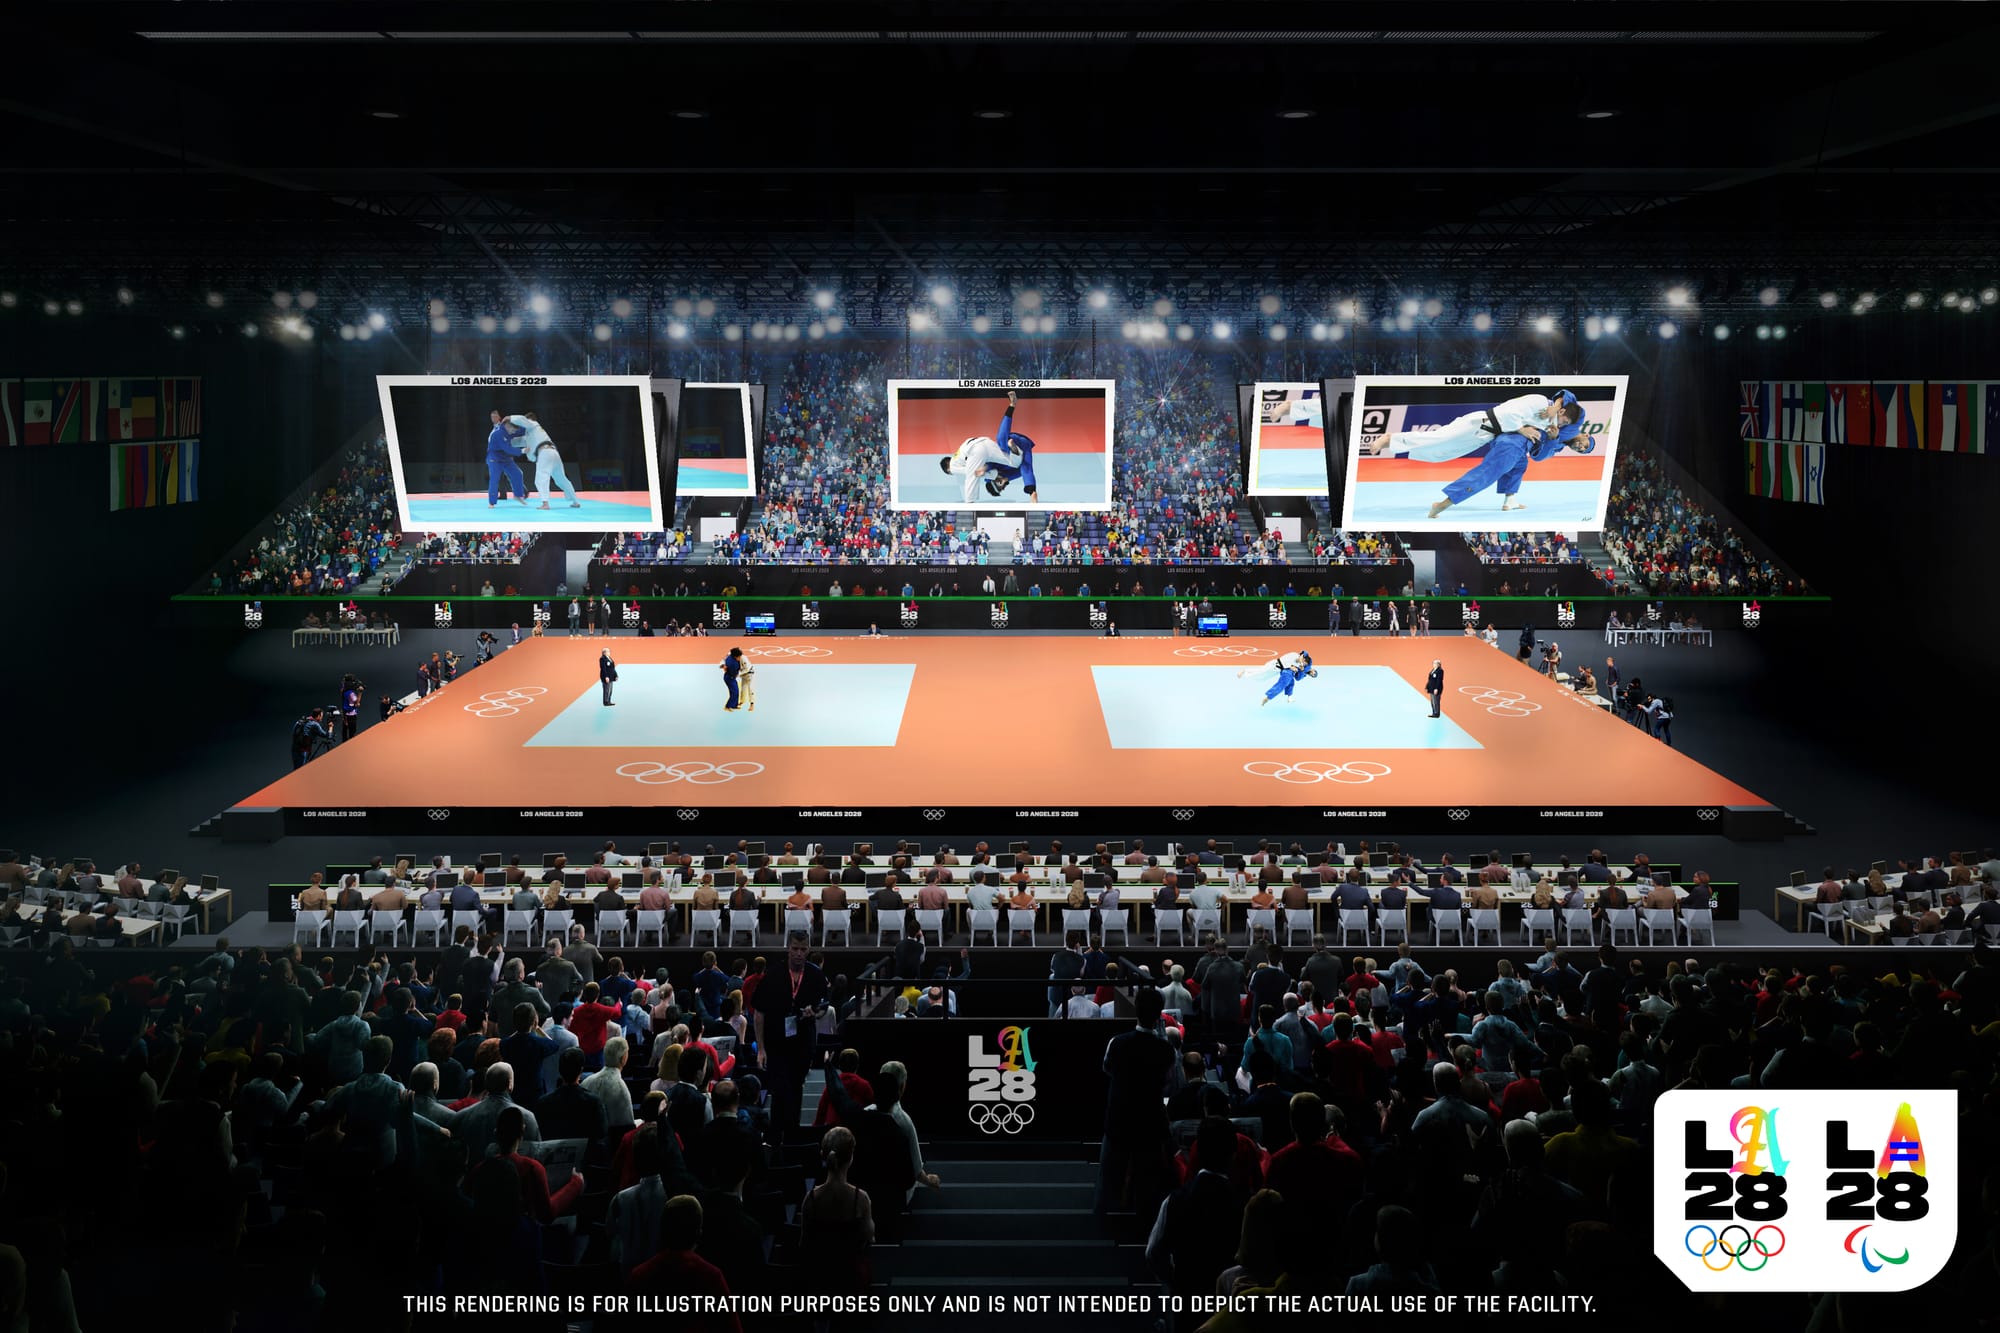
[1171,645,1274,658]
[743,646,833,658]
[616,760,767,786]
[967,1103,1036,1135]
[1456,685,1542,717]
[1684,1224,1784,1272]
[1242,760,1392,785]
[463,686,548,718]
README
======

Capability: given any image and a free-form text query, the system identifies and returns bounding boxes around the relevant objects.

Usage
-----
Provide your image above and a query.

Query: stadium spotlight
[527,293,552,315]
[808,322,825,339]
[205,291,225,308]
[1772,325,1787,339]
[430,316,449,334]
[1336,299,1358,321]
[1153,298,1174,317]
[1276,109,1316,120]
[1657,320,1678,339]
[115,287,134,306]
[750,320,769,339]
[1962,301,1978,315]
[1942,292,1960,308]
[973,109,1012,120]
[367,311,387,329]
[782,323,800,341]
[813,289,836,311]
[1905,291,1924,307]
[1087,289,1110,311]
[1603,315,1621,334]
[1422,298,1443,318]
[1755,325,1771,339]
[427,297,445,317]
[1019,290,1043,311]
[339,324,355,340]
[65,299,83,316]
[671,298,693,318]
[0,292,13,308]
[1174,323,1193,341]
[1471,312,1493,332]
[1268,323,1287,341]
[1399,298,1419,317]
[296,324,314,341]
[1713,324,1730,340]
[1580,108,1617,120]
[1211,320,1232,340]
[929,284,954,307]
[1532,314,1556,334]
[970,314,992,334]
[1858,291,1877,307]
[1758,286,1780,306]
[908,309,931,331]
[1259,294,1282,316]
[355,324,372,341]
[476,315,497,333]
[673,109,708,120]
[297,290,318,310]
[825,314,845,333]
[502,315,522,333]
[1583,315,1603,340]
[1327,324,1346,341]
[42,299,59,316]
[595,323,614,341]
[1665,286,1690,307]
[1850,303,1867,316]
[169,325,185,339]
[369,109,400,120]
[1397,313,1417,331]
[1983,287,1999,305]
[1819,291,1839,308]
[242,322,259,337]
[1120,320,1138,339]
[696,298,716,318]
[722,323,743,341]
[611,297,633,319]
[1310,322,1328,340]
[272,290,293,310]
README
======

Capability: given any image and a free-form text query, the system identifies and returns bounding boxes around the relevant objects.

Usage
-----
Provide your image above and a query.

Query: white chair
[1866,895,1894,913]
[1189,907,1222,944]
[1913,932,1941,946]
[1006,908,1037,947]
[1680,908,1716,946]
[451,909,483,938]
[598,909,632,948]
[875,910,906,947]
[1604,908,1638,947]
[160,903,195,944]
[914,909,945,945]
[293,909,331,947]
[1377,905,1409,944]
[114,898,141,918]
[821,906,853,946]
[1432,908,1467,945]
[541,909,574,945]
[1560,908,1594,946]
[726,910,759,947]
[1061,909,1093,939]
[369,909,407,946]
[1282,910,1313,948]
[784,909,814,941]
[969,908,1001,946]
[501,910,537,948]
[1521,907,1556,946]
[0,925,26,948]
[331,909,369,949]
[1245,909,1278,943]
[1099,905,1130,945]
[1467,909,1501,946]
[635,910,670,946]
[1807,901,1845,937]
[1939,928,1970,946]
[1890,935,1915,948]
[689,909,722,947]
[1982,924,2000,947]
[1153,908,1186,946]
[1337,907,1371,947]
[1640,908,1678,946]
[411,909,447,947]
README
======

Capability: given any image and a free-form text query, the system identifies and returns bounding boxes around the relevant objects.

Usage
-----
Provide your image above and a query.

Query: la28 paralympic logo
[1653,1090,1955,1292]
[966,1026,1036,1134]
[900,603,921,627]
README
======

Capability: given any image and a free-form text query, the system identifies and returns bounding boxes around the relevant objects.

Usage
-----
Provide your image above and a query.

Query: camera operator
[291,707,332,769]
[338,674,363,741]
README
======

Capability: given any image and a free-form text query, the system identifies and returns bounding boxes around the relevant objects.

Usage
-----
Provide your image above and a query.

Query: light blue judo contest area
[676,461,753,492]
[895,453,1107,506]
[1251,449,1329,491]
[1090,666,1483,750]
[405,494,659,526]
[524,663,917,747]
[1348,479,1604,527]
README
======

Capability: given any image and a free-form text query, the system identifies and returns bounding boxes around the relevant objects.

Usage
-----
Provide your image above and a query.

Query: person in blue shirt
[721,646,745,711]
[940,391,1041,503]
[484,410,533,510]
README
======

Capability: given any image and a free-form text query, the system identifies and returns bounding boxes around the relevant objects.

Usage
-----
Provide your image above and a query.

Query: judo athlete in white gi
[738,658,756,712]
[1239,650,1318,705]
[1369,391,1583,462]
[940,391,1040,505]
[504,413,582,509]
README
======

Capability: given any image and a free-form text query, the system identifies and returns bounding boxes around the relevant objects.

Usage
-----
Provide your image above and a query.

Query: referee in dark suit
[1426,659,1445,717]
[599,650,617,706]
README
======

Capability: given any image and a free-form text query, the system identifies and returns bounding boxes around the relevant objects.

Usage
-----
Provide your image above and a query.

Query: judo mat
[239,636,1770,834]
[403,490,659,527]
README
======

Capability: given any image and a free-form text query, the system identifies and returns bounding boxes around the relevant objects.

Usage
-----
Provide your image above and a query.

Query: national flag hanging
[49,380,98,443]
[20,381,55,445]
[0,381,20,447]
[159,377,203,438]
[1802,442,1826,503]
[1801,382,1827,443]
[1739,381,1771,439]
[1825,383,1874,446]
[1778,382,1806,440]
[1872,381,1926,449]
[1925,382,1976,452]
[1978,382,2000,456]
[110,439,200,510]
[1744,439,1826,503]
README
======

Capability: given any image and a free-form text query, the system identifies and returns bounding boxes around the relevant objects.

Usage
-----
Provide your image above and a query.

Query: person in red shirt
[1314,1012,1377,1113]
[627,1195,742,1333]
[1497,1044,1549,1123]
[434,996,468,1034]
[1264,1093,1365,1217]
[568,982,625,1064]
[813,1048,876,1127]
[467,1106,583,1224]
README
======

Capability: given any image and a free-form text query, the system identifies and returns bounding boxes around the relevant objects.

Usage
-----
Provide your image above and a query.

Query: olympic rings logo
[676,809,700,821]
[1685,1224,1784,1272]
[426,809,451,821]
[616,760,767,786]
[968,1103,1036,1135]
[744,646,832,658]
[464,686,547,718]
[1243,760,1391,785]
[1696,808,1720,821]
[1172,645,1271,659]
[922,809,946,821]
[1172,809,1196,821]
[1457,685,1542,717]
[1446,808,1471,821]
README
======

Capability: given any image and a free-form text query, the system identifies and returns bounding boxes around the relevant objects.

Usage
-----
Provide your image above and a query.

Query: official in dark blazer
[599,650,618,706]
[1426,659,1445,718]
[752,935,829,1144]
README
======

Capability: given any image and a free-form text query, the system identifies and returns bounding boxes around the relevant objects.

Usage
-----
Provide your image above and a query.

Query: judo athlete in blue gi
[1262,662,1318,706]
[485,410,532,509]
[1425,394,1594,520]
[721,647,745,711]
[941,390,1040,503]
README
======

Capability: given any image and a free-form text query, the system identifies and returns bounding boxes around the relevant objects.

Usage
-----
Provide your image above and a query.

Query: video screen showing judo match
[1340,375,1626,532]
[887,379,1115,511]
[675,382,757,497]
[1245,382,1329,495]
[379,375,663,534]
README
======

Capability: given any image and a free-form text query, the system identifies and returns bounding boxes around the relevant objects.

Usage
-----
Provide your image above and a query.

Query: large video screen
[887,379,1115,511]
[1246,382,1328,495]
[380,375,663,533]
[1340,375,1626,532]
[677,382,756,498]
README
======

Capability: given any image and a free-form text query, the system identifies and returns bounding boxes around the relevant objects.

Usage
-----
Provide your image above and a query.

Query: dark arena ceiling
[3,2,1997,329]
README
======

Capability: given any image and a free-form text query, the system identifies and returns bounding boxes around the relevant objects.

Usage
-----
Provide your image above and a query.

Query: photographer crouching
[291,707,332,769]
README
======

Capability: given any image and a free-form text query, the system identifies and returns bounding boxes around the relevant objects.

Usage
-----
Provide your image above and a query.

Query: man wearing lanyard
[753,931,828,1143]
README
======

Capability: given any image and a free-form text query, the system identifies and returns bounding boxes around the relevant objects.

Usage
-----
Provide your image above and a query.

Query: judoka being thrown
[941,390,1040,504]
[1239,649,1319,706]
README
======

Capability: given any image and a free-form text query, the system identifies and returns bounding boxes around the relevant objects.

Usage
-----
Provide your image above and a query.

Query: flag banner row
[109,439,200,511]
[1739,380,1996,452]
[1743,438,1826,504]
[0,377,202,445]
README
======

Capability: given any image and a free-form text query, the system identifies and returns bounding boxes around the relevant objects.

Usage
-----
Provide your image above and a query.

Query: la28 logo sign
[710,603,731,627]
[990,602,1010,627]
[966,1027,1036,1135]
[899,604,921,627]
[1555,602,1576,627]
[432,602,453,628]
[1459,601,1481,624]
[1266,602,1288,628]
[1361,605,1383,628]
[1087,604,1108,627]
[242,603,265,629]
[800,606,821,627]
[532,605,551,624]
[1654,1090,1954,1293]
[1742,602,1763,627]
[622,602,642,627]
